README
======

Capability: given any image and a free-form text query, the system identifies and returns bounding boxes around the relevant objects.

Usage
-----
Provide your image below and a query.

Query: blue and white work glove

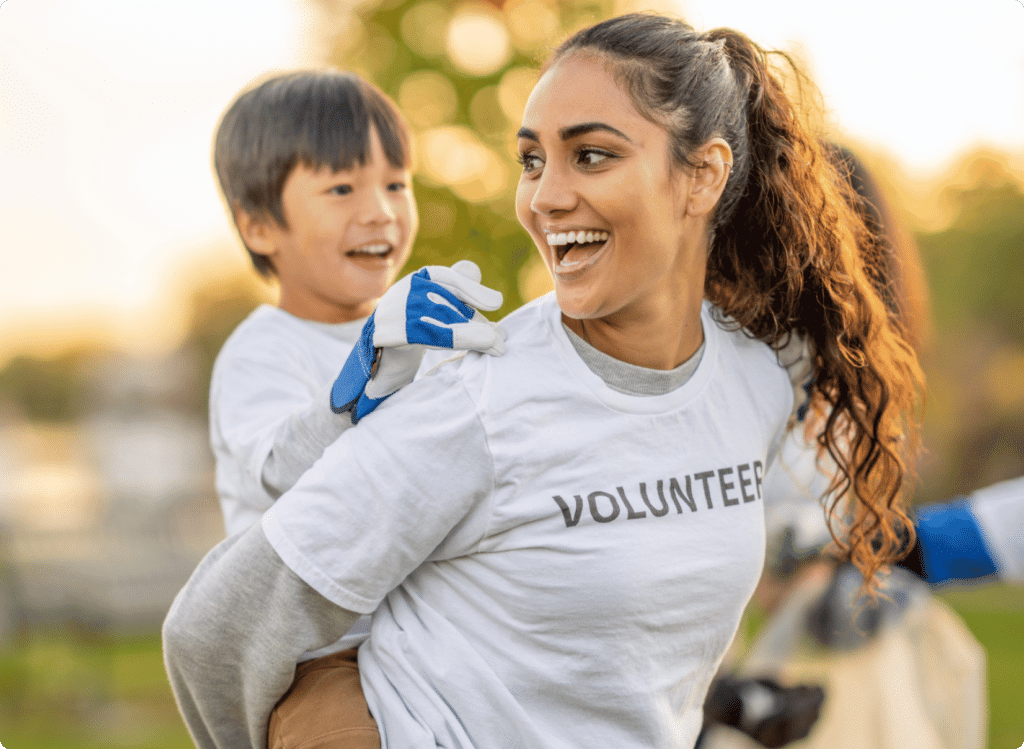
[330,260,505,423]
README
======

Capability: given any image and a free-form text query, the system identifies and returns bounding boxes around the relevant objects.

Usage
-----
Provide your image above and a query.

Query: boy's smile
[245,127,418,323]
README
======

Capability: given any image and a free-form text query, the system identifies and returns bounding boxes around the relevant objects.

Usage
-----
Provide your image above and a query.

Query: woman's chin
[553,287,604,323]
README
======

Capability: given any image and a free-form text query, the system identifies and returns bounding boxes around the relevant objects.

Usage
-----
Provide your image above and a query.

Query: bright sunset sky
[0,0,1022,359]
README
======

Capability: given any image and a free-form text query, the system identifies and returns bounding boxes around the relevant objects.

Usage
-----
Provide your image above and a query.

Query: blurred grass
[0,626,192,749]
[0,590,1021,749]
[937,583,1024,749]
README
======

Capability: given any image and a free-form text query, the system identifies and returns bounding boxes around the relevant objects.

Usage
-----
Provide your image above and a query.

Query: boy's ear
[234,206,279,258]
[683,138,733,219]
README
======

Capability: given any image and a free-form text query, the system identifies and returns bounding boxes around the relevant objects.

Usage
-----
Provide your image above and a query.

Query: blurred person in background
[700,146,1022,749]
[196,68,506,749]
[164,13,925,749]
[898,475,1023,586]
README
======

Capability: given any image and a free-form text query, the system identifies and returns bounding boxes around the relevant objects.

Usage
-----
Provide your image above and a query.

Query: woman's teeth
[544,230,609,269]
[545,230,609,247]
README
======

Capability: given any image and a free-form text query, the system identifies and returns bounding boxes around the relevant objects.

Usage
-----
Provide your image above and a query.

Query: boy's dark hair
[214,69,412,277]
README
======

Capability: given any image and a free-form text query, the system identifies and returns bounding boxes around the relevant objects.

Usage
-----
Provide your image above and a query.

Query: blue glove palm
[331,260,505,422]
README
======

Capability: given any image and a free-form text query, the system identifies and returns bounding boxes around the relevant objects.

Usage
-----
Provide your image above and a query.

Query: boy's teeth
[351,243,390,255]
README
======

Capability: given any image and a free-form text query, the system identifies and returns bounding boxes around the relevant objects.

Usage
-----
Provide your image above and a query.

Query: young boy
[197,69,505,748]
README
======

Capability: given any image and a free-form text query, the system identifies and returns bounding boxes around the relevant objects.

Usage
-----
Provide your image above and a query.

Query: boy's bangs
[298,79,410,173]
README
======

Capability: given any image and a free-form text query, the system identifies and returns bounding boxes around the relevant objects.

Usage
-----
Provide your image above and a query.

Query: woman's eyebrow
[516,122,633,144]
[516,126,539,142]
[559,122,633,143]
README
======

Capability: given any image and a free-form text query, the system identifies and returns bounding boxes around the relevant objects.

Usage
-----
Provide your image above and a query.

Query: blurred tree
[313,0,617,314]
[0,350,92,423]
[914,152,1024,498]
[918,154,1024,347]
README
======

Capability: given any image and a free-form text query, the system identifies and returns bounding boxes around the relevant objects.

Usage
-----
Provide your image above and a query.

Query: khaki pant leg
[268,648,381,749]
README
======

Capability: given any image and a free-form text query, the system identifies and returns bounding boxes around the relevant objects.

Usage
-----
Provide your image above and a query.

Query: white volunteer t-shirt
[209,305,366,536]
[264,294,795,749]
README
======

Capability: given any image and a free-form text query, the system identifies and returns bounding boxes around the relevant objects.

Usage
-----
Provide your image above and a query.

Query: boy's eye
[329,184,353,196]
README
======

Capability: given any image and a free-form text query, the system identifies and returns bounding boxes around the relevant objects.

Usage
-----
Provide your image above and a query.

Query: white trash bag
[701,567,986,749]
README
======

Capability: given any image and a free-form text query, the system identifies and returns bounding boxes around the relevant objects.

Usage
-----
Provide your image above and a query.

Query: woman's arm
[163,525,360,749]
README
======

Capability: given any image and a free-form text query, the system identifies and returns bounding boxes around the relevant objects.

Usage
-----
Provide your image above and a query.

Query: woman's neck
[562,293,705,371]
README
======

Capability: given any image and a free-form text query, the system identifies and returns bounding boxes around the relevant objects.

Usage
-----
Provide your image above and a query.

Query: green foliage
[918,164,1024,346]
[913,157,1024,498]
[0,351,91,422]
[319,0,615,317]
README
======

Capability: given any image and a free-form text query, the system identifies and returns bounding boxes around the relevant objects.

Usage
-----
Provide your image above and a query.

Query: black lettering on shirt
[719,467,738,506]
[737,463,755,503]
[552,495,584,527]
[588,491,620,523]
[616,486,647,519]
[694,471,716,509]
[551,458,764,528]
[640,482,669,517]
[670,477,697,513]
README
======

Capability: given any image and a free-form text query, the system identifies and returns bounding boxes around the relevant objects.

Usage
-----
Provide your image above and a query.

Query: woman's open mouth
[545,230,609,272]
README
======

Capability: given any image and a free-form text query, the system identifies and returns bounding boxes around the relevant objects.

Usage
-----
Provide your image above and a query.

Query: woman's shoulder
[498,293,557,340]
[703,302,784,366]
[419,295,562,397]
[703,302,797,413]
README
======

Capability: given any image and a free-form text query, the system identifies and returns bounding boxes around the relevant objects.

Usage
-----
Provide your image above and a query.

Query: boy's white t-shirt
[209,304,366,537]
[263,294,795,749]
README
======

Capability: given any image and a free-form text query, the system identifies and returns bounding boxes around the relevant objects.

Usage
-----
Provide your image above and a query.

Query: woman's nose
[530,164,577,216]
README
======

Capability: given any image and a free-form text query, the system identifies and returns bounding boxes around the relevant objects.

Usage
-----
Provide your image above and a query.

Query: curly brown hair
[551,14,925,590]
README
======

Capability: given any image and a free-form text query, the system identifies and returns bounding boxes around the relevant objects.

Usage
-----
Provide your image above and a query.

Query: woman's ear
[234,205,279,259]
[684,138,733,218]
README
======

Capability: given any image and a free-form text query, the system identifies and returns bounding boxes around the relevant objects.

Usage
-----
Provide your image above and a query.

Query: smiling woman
[516,56,720,370]
[163,12,924,749]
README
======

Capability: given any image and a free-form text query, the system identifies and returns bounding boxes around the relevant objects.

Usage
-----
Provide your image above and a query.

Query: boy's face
[247,127,417,323]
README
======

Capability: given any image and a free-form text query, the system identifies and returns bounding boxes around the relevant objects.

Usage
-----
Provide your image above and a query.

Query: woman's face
[515,53,708,326]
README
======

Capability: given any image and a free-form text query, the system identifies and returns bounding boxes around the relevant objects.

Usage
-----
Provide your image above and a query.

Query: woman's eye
[387,182,407,192]
[578,149,612,168]
[329,184,353,196]
[518,152,542,173]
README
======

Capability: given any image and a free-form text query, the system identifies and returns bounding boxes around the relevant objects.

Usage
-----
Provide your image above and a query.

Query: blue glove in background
[331,260,505,422]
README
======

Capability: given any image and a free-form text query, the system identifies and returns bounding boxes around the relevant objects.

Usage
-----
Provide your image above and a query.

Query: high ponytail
[550,13,924,590]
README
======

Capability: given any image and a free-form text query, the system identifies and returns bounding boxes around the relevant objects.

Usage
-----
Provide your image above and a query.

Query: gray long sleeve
[163,525,361,749]
[260,382,352,499]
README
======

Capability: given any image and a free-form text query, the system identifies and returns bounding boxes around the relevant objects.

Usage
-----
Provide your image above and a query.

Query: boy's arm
[260,381,348,498]
[163,525,359,749]
[260,260,505,498]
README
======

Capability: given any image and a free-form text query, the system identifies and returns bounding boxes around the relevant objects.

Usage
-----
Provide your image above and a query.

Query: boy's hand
[330,260,506,423]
